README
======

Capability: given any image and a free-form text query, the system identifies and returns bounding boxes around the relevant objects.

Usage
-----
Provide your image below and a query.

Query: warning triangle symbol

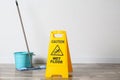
[51,45,63,56]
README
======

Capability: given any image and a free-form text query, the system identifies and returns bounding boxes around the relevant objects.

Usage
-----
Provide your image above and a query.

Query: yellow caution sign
[45,30,73,78]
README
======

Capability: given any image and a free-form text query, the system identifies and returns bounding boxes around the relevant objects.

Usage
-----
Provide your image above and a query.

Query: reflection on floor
[0,64,120,80]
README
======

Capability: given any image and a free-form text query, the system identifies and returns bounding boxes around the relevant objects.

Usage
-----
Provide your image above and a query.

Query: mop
[15,0,46,71]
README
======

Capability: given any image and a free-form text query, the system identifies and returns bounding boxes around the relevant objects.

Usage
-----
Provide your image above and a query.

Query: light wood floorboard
[0,64,120,80]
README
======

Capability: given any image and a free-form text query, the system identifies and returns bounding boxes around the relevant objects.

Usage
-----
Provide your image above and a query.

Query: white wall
[0,0,120,63]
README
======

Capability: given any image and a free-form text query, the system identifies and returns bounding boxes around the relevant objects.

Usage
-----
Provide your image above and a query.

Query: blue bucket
[14,52,34,69]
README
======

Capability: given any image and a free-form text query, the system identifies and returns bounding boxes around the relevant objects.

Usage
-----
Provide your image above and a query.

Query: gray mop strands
[17,65,46,71]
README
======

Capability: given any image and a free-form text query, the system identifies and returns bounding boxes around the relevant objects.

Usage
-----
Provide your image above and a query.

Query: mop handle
[15,0,32,66]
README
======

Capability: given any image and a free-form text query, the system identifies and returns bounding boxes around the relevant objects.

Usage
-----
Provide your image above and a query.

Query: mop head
[17,65,46,71]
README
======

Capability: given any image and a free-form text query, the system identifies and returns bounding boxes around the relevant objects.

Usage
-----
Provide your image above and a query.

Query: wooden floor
[0,64,120,80]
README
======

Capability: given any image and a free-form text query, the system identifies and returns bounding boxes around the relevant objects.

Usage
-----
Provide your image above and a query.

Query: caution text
[51,40,64,43]
[50,57,63,64]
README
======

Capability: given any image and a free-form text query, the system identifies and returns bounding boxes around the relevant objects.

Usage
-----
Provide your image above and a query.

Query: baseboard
[72,58,120,63]
[0,57,14,64]
[0,57,120,64]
